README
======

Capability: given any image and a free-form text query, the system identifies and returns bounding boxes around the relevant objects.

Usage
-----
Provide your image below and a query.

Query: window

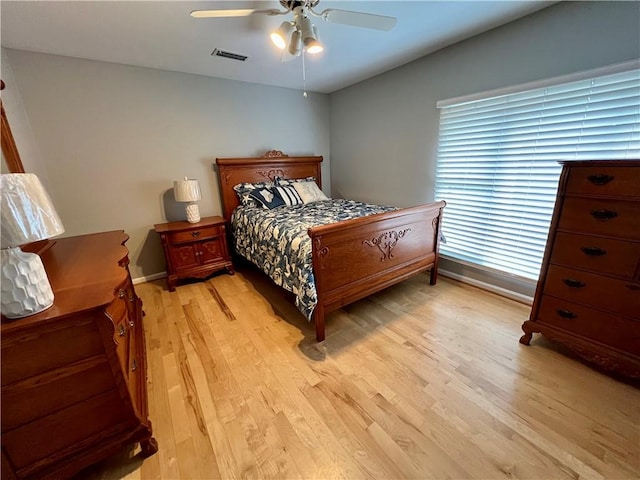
[435,65,640,280]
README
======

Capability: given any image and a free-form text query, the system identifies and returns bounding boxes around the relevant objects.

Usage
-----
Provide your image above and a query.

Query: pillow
[233,181,274,207]
[275,176,316,186]
[293,181,329,204]
[275,185,303,206]
[248,187,285,209]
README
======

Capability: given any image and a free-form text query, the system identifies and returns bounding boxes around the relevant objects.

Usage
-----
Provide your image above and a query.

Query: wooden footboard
[309,201,446,341]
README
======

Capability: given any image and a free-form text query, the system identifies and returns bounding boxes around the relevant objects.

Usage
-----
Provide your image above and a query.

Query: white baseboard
[132,269,533,305]
[439,269,533,305]
[132,271,167,285]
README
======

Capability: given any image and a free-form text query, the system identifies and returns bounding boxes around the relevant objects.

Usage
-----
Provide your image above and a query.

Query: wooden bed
[216,150,446,342]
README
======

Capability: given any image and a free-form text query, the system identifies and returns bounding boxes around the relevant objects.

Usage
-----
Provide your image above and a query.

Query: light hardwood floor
[78,268,639,480]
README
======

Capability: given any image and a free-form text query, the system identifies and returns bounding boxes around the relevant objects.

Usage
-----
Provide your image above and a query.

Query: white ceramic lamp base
[185,203,201,223]
[1,247,55,318]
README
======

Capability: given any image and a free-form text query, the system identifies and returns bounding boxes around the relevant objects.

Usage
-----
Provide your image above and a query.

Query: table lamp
[1,174,65,318]
[174,178,201,223]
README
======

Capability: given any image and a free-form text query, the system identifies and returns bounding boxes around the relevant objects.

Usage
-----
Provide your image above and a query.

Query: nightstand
[154,216,234,291]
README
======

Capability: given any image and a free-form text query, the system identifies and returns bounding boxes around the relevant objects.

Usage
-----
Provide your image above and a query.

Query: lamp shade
[1,174,65,249]
[173,178,201,202]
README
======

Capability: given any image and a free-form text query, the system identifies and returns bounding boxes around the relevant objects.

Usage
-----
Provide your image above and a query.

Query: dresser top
[1,231,131,332]
[153,215,225,233]
[559,159,640,167]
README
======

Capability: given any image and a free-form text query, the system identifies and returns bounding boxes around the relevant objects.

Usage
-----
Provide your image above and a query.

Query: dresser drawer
[565,166,640,197]
[537,295,640,354]
[558,197,640,239]
[167,225,222,244]
[1,362,113,432]
[544,265,640,319]
[550,232,640,279]
[1,320,105,386]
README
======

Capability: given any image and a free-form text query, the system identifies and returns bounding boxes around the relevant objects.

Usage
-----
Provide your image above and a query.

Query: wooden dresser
[154,215,234,291]
[520,160,640,377]
[1,231,157,479]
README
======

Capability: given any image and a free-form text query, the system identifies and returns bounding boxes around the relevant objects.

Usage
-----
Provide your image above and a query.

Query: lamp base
[1,247,54,319]
[185,203,201,223]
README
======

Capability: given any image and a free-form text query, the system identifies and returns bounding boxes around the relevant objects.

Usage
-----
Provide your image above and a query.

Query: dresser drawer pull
[191,231,200,238]
[587,174,614,186]
[118,289,125,298]
[118,324,126,337]
[131,359,138,372]
[129,319,135,328]
[556,309,577,319]
[590,209,618,221]
[563,278,586,288]
[580,246,607,256]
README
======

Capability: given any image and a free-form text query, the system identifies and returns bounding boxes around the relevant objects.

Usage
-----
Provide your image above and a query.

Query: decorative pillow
[293,181,329,204]
[233,181,274,207]
[274,185,303,206]
[248,187,285,209]
[275,176,316,186]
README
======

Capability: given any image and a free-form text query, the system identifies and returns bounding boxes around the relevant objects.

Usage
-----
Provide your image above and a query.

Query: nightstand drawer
[558,197,640,239]
[565,166,640,197]
[550,232,640,278]
[167,225,222,244]
[544,265,640,318]
[538,295,639,354]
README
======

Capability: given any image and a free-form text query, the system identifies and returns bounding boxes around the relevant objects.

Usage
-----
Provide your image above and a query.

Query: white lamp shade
[174,179,201,202]
[1,174,65,249]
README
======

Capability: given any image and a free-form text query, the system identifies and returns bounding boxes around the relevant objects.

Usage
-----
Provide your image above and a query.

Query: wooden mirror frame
[1,79,26,173]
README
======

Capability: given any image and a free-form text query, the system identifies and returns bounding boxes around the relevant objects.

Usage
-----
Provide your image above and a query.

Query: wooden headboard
[215,150,323,221]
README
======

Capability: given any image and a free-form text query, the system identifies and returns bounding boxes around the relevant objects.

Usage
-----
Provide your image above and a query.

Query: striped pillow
[275,185,303,206]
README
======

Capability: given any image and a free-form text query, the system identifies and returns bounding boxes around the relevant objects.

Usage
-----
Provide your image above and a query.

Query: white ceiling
[1,1,555,94]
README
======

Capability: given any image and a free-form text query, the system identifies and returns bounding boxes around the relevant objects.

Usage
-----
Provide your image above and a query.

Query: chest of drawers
[520,160,640,377]
[1,232,157,479]
[154,216,234,291]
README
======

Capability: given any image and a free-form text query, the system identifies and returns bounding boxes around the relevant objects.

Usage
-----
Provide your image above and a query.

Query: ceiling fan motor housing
[279,0,320,11]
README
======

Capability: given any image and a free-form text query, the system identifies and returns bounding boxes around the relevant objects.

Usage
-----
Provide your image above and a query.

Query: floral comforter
[231,199,396,320]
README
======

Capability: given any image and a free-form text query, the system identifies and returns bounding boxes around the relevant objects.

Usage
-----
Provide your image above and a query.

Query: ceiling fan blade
[320,9,397,31]
[190,8,282,18]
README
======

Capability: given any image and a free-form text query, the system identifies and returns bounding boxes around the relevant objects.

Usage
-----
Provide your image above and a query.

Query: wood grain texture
[78,268,640,480]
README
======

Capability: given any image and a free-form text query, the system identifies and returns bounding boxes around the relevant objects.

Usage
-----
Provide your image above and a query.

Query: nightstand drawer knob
[580,246,606,256]
[191,231,200,238]
[556,309,577,319]
[131,359,138,372]
[590,209,618,221]
[587,174,614,185]
[118,289,125,298]
[118,325,126,337]
[563,278,586,288]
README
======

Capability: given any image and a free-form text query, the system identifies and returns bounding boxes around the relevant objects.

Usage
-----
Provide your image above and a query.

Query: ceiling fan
[190,0,397,57]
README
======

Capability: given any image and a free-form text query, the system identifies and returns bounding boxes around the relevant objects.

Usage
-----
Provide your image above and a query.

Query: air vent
[211,48,248,61]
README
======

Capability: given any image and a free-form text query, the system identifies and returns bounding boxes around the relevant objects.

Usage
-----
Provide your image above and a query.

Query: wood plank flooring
[78,268,639,479]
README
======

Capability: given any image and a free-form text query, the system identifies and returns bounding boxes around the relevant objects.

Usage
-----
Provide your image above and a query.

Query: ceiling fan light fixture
[288,29,302,56]
[270,21,294,50]
[304,25,323,54]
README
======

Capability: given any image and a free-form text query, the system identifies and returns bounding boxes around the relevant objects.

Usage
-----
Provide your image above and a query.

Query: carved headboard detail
[261,150,289,158]
[216,151,323,221]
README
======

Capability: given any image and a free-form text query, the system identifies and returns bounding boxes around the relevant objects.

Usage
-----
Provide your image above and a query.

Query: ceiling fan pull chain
[302,50,308,98]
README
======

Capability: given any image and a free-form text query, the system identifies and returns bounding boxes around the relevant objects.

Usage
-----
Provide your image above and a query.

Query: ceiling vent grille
[211,48,248,61]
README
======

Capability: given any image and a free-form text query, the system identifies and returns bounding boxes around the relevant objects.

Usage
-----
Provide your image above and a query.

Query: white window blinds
[435,67,640,280]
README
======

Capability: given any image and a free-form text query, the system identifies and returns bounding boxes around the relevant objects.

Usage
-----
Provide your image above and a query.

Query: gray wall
[3,50,331,280]
[329,1,640,297]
